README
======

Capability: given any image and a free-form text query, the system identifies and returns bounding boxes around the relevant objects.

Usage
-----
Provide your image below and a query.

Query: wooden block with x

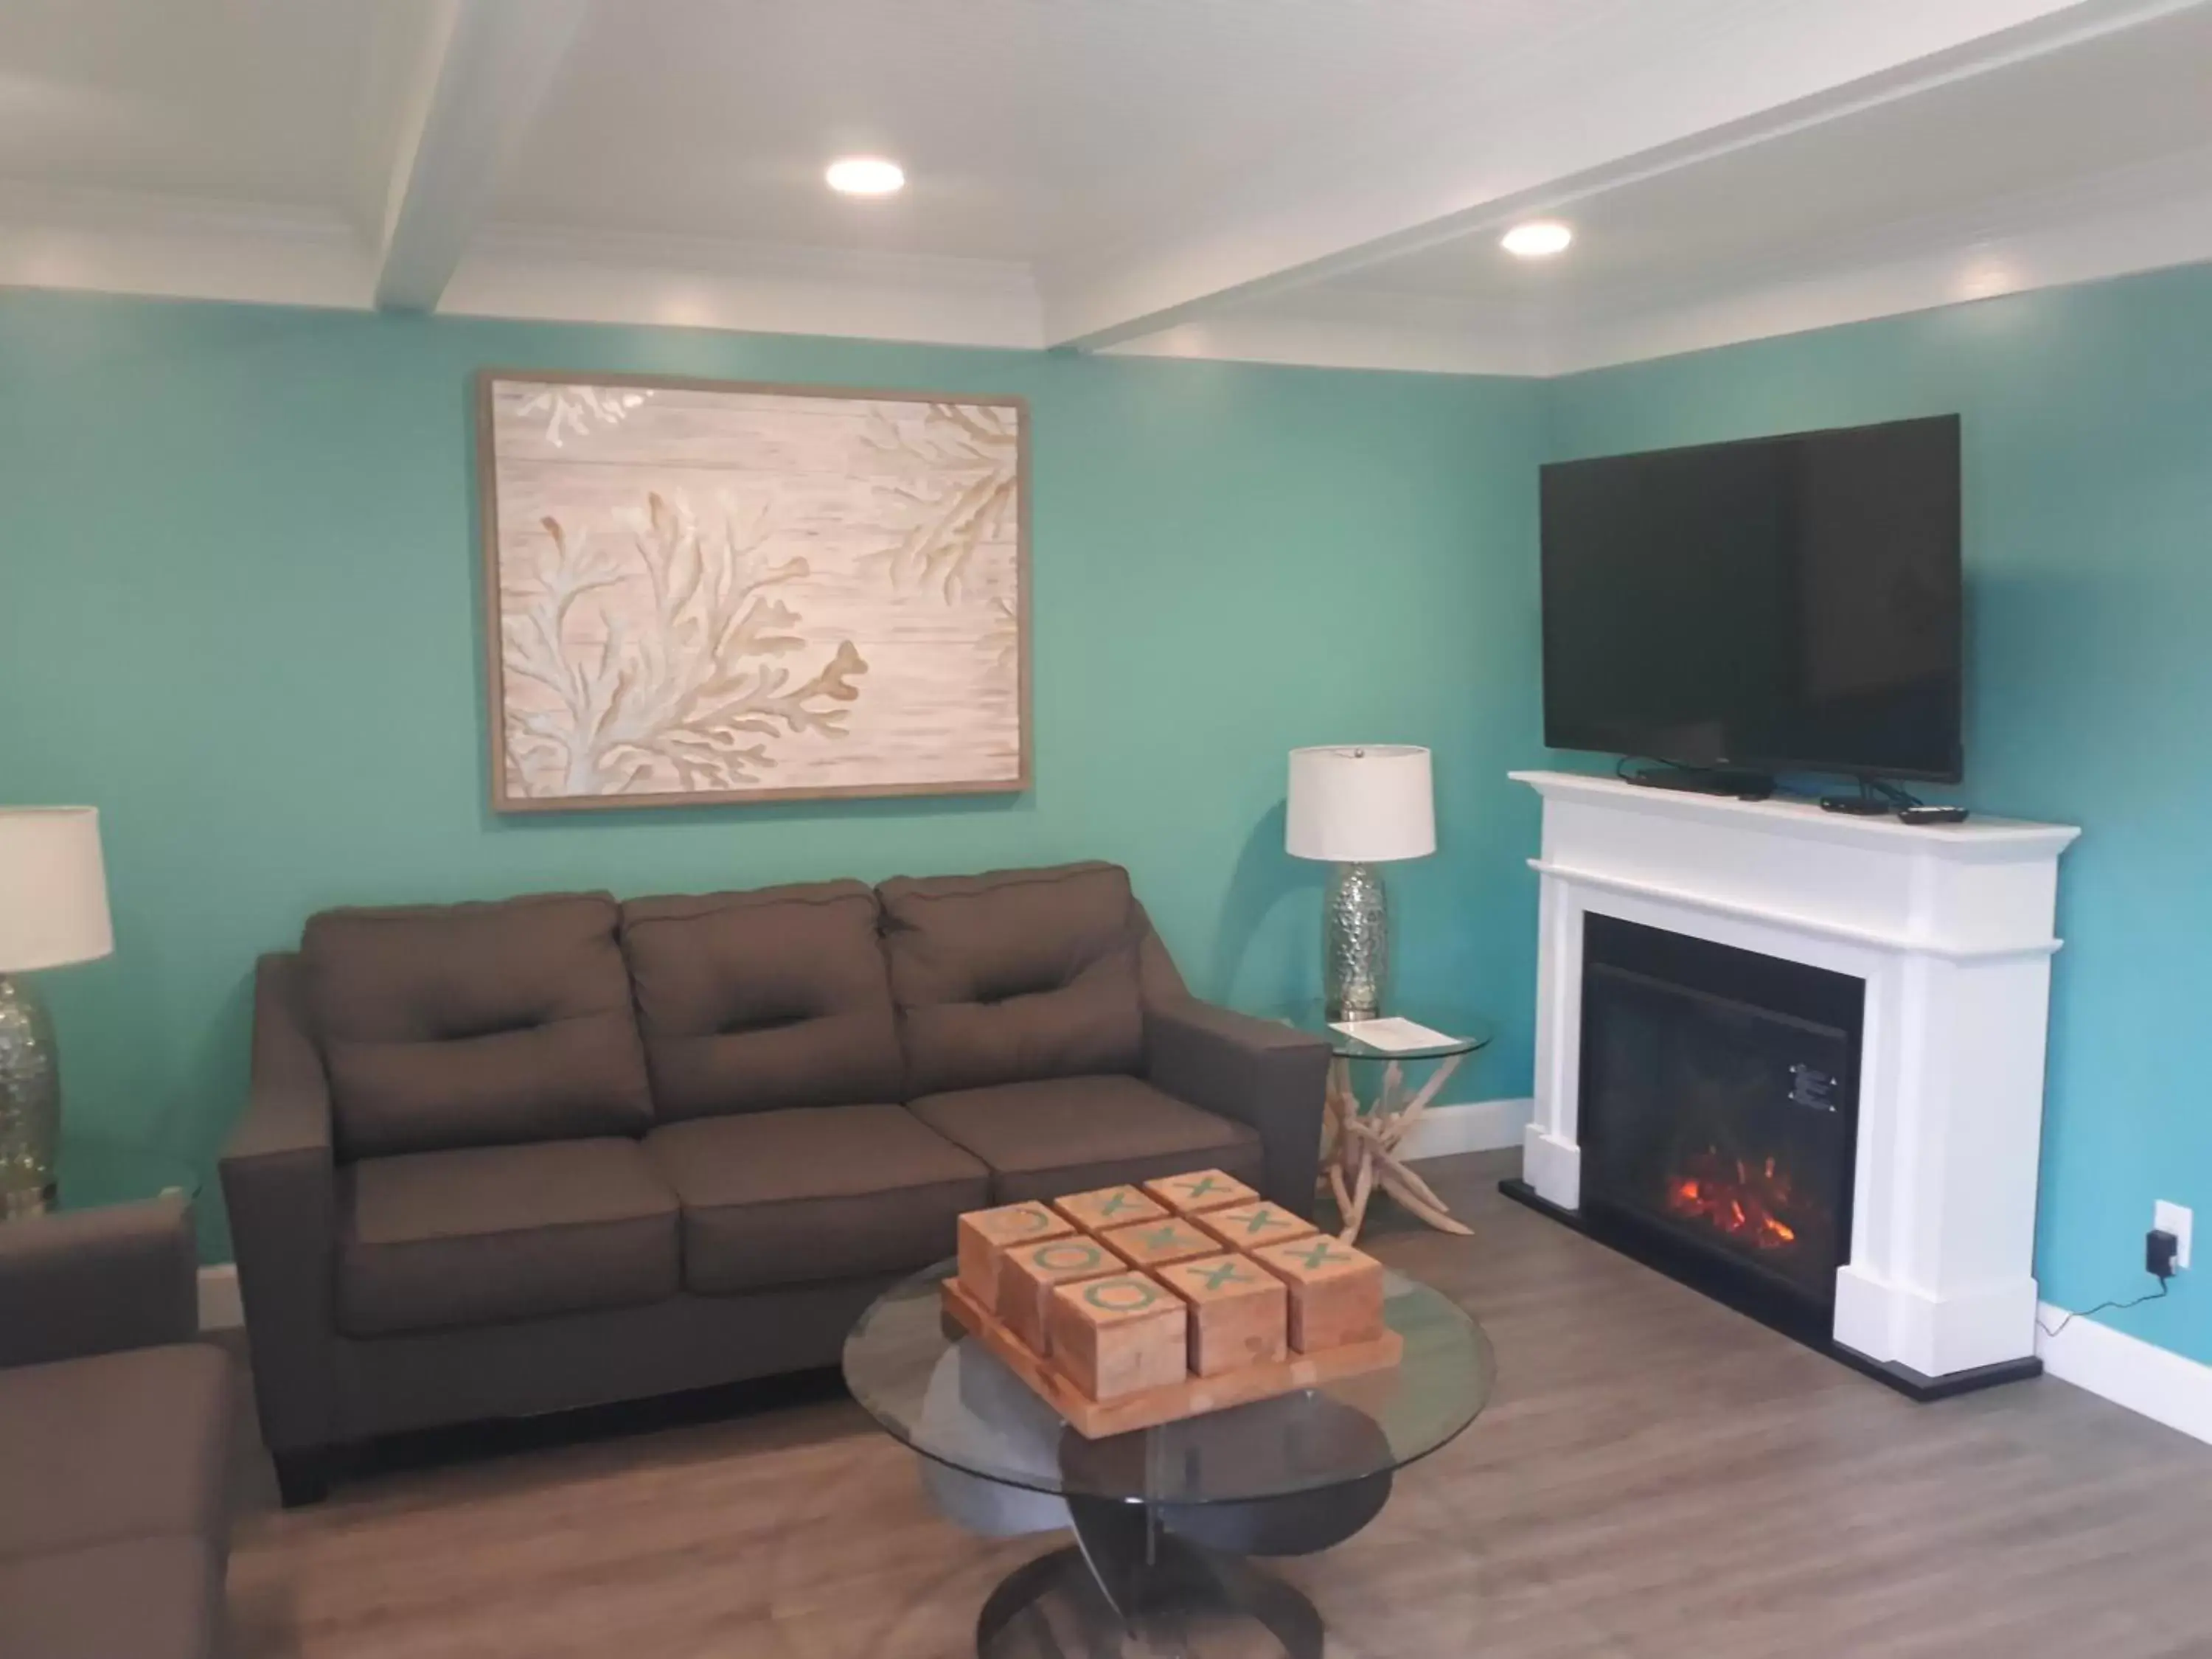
[1155,1252,1289,1374]
[1196,1200,1318,1251]
[1099,1216,1220,1270]
[1050,1183,1168,1233]
[1251,1235,1385,1352]
[1141,1168,1259,1216]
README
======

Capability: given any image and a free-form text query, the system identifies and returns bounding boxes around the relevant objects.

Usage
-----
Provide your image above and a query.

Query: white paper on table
[1329,1015,1457,1051]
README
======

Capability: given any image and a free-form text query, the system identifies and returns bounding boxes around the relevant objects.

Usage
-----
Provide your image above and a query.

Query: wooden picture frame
[476,369,1031,812]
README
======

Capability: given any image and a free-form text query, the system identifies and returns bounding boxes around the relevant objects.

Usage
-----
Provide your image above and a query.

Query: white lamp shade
[0,808,114,972]
[1285,745,1436,863]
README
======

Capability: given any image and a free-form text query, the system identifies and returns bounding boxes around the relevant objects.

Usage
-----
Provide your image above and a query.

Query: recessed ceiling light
[826,156,905,197]
[1502,220,1573,258]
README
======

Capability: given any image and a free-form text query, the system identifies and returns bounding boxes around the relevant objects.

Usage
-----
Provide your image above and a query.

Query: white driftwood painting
[481,374,1026,810]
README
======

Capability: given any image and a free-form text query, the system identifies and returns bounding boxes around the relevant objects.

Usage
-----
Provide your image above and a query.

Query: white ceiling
[0,0,2207,374]
[0,0,373,206]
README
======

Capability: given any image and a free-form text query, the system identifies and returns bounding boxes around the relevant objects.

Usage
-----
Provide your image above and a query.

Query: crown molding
[440,223,1045,349]
[0,165,2208,379]
[0,182,372,310]
[1102,286,1545,378]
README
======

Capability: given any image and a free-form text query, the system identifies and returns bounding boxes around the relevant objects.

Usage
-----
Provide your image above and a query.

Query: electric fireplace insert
[1575,915,1865,1338]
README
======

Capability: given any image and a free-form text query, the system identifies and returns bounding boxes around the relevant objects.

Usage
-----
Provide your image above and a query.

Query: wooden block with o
[1194,1201,1315,1252]
[1141,1169,1259,1216]
[1047,1271,1190,1402]
[998,1236,1121,1355]
[957,1201,1074,1310]
[1099,1216,1220,1271]
[1155,1252,1288,1375]
[1251,1234,1385,1352]
[1051,1184,1167,1232]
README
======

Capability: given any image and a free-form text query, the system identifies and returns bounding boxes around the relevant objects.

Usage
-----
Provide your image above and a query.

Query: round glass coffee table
[844,1259,1495,1656]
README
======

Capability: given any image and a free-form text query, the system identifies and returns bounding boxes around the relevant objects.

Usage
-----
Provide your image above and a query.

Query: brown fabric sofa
[0,1195,232,1658]
[223,861,1328,1503]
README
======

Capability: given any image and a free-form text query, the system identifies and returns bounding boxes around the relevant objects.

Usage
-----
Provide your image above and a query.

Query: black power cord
[2039,1280,2169,1340]
[2038,1229,2180,1338]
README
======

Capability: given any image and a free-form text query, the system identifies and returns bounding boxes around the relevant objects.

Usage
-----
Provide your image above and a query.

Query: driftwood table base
[1321,1054,1472,1243]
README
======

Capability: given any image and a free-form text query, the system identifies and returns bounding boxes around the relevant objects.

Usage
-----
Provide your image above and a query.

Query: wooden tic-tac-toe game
[941,1169,1402,1437]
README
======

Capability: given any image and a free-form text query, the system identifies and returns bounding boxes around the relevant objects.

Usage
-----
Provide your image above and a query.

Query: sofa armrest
[218,952,338,1455]
[1145,998,1329,1219]
[0,1192,199,1368]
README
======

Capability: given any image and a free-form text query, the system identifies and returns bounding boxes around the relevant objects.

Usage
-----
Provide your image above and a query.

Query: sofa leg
[272,1447,333,1508]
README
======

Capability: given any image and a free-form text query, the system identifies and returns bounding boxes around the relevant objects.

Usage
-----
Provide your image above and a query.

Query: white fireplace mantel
[1512,770,2081,1385]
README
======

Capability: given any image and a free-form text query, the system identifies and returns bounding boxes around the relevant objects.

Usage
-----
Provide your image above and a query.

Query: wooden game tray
[939,1274,1404,1439]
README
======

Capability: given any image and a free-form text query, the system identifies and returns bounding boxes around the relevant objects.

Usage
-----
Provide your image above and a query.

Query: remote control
[1898,804,1969,826]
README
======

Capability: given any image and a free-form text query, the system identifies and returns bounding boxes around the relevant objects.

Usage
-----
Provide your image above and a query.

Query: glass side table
[1265,1003,1495,1244]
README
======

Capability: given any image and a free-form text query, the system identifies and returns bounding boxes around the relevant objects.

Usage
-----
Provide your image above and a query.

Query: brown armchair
[0,1194,232,1656]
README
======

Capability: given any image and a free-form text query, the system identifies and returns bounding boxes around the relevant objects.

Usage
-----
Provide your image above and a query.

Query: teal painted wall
[1545,262,2212,1366]
[0,289,1545,1258]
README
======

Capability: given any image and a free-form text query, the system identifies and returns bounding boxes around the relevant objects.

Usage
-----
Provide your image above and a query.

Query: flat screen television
[1541,414,1962,783]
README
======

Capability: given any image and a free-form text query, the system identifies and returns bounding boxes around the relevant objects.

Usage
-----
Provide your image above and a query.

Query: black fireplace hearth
[1575,915,1863,1330]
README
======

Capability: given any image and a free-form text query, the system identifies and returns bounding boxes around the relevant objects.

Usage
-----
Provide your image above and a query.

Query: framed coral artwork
[476,369,1029,810]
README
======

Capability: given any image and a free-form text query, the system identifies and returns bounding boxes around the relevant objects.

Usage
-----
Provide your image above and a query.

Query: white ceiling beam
[1042,0,2208,351]
[364,0,592,313]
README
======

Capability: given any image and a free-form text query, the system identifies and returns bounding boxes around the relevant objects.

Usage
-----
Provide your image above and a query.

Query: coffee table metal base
[977,1537,1321,1658]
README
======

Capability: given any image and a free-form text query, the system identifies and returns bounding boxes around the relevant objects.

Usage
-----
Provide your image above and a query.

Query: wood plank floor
[221,1151,2212,1657]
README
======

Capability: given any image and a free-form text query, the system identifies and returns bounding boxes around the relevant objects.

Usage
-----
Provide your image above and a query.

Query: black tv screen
[1541,415,1963,782]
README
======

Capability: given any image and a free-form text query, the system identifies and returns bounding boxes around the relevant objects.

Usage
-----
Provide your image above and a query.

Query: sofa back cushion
[879,862,1146,1096]
[305,893,653,1160]
[620,881,903,1119]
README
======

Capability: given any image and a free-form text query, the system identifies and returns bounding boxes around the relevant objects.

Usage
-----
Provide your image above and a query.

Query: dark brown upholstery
[880,862,1147,1096]
[0,1192,198,1369]
[226,862,1332,1505]
[337,1139,679,1337]
[305,892,652,1159]
[333,1277,899,1441]
[0,1198,229,1659]
[644,1105,989,1293]
[221,956,337,1460]
[910,1074,1265,1204]
[0,1535,224,1659]
[622,883,903,1119]
[0,1343,230,1559]
[1145,998,1334,1221]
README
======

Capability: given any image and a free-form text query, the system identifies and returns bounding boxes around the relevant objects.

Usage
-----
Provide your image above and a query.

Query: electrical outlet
[2154,1200,2193,1271]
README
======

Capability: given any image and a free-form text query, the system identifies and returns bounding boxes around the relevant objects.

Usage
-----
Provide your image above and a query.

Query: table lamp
[1286,746,1435,1021]
[0,808,114,1218]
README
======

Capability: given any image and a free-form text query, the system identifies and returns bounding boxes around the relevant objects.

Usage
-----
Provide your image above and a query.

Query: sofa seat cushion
[622,883,904,1119]
[879,863,1150,1096]
[337,1138,679,1338]
[305,891,653,1159]
[909,1076,1264,1206]
[0,1343,229,1559]
[645,1106,990,1294]
[0,1536,223,1659]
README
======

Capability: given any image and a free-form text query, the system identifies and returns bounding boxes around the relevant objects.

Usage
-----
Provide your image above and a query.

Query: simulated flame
[1665,1150,1800,1251]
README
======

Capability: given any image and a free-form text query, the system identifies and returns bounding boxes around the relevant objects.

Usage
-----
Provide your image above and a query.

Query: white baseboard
[198,1263,242,1332]
[2036,1300,2212,1447]
[1399,1097,1534,1161]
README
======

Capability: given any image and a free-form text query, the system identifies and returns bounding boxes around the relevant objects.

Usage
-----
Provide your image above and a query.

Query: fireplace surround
[1501,771,2079,1397]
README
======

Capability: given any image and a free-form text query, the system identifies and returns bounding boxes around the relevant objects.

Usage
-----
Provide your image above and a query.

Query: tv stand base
[1621,765,1775,801]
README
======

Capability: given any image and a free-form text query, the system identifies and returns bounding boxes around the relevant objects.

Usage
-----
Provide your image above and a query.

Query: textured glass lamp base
[1322,861,1389,1022]
[0,974,60,1221]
